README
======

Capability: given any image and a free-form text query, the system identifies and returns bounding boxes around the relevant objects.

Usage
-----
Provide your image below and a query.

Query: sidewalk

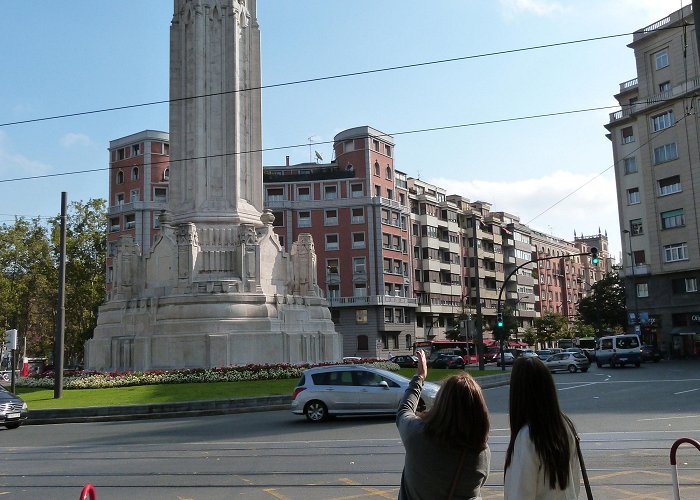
[26,372,511,425]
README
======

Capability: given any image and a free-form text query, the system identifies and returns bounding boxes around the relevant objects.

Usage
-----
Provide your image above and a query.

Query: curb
[25,373,511,425]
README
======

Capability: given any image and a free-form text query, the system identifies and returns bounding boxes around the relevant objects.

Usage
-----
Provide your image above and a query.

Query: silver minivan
[595,334,641,368]
[291,365,440,422]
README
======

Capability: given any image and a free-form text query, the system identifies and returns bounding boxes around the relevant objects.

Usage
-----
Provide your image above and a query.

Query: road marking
[263,488,292,500]
[558,382,598,391]
[335,478,397,499]
[674,387,700,395]
[638,414,700,421]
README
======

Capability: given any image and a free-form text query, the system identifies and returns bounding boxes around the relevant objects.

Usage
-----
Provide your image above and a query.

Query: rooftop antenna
[307,135,319,163]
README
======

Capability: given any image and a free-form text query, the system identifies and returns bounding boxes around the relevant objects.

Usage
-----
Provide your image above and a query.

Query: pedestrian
[504,356,581,499]
[396,350,490,499]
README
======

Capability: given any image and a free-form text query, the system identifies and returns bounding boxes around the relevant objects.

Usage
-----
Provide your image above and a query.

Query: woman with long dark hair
[504,356,581,499]
[397,350,490,499]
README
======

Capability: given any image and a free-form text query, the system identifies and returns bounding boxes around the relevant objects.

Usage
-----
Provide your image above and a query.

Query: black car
[430,354,465,369]
[0,385,28,429]
[640,344,662,363]
[390,355,418,368]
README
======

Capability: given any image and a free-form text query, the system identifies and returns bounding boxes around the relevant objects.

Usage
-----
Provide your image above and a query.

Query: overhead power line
[0,25,688,128]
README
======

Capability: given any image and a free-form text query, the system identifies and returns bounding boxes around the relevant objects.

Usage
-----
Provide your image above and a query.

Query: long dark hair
[504,356,574,490]
[421,373,490,451]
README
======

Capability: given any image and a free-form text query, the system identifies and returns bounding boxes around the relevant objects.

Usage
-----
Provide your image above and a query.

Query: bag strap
[567,419,593,500]
[447,449,467,500]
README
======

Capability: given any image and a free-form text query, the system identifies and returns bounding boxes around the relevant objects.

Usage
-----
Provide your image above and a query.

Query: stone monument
[86,0,341,371]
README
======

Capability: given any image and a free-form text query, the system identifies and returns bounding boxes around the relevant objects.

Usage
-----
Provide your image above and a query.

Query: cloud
[0,131,51,177]
[60,132,91,149]
[499,0,568,18]
[427,170,621,257]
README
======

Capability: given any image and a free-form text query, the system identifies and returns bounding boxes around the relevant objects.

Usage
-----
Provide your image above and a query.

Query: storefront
[670,327,699,358]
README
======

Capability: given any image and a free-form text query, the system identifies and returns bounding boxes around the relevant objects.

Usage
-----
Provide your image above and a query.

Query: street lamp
[622,229,640,332]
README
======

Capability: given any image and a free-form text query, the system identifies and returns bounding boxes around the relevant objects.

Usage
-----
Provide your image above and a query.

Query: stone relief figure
[112,236,141,299]
[290,234,321,297]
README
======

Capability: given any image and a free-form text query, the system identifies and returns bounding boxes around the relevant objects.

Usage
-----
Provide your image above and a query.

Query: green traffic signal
[590,247,599,266]
[496,312,504,328]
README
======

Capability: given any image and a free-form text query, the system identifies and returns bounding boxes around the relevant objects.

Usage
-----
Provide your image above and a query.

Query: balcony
[327,295,418,308]
[618,264,651,277]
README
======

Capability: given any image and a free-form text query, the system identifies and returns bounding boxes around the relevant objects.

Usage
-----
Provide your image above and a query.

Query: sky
[0,0,692,260]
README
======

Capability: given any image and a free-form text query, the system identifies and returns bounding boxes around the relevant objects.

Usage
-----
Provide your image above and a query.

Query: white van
[595,334,641,368]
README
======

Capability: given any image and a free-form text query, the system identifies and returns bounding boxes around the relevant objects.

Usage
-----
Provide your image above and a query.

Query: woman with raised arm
[504,356,581,499]
[396,350,490,500]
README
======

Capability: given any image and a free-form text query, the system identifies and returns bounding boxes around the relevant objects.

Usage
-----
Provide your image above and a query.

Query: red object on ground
[20,357,29,377]
[79,483,96,500]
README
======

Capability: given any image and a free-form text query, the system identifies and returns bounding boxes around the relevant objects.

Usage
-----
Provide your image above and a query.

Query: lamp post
[622,229,640,333]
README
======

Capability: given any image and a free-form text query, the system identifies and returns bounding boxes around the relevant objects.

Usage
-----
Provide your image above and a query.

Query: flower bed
[17,359,400,390]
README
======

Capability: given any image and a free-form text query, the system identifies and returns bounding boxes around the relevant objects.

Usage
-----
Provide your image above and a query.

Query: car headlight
[22,402,27,410]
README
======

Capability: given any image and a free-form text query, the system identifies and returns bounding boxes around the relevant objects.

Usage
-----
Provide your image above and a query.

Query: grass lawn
[16,367,498,410]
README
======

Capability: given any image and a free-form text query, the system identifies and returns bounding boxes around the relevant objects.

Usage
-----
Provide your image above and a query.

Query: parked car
[564,347,594,362]
[484,348,501,364]
[640,344,662,363]
[595,334,641,368]
[0,385,28,429]
[543,352,590,373]
[430,354,465,369]
[496,352,515,366]
[390,355,418,368]
[535,349,555,361]
[290,365,440,422]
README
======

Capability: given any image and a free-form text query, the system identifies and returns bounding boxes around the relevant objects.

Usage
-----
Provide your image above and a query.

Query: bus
[413,340,479,365]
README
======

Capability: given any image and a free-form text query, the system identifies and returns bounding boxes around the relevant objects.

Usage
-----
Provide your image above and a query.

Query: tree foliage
[527,312,570,347]
[0,199,106,364]
[577,272,627,334]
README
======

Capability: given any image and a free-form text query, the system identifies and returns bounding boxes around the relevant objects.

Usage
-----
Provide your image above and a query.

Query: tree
[577,272,627,334]
[530,312,570,347]
[49,199,107,364]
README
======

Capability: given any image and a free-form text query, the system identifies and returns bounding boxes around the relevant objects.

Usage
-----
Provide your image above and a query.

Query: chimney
[285,156,290,167]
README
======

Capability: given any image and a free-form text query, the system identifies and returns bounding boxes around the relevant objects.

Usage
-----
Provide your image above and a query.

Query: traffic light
[496,312,504,328]
[590,247,599,266]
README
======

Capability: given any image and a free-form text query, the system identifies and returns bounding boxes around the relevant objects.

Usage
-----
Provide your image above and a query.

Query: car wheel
[5,422,21,430]
[568,364,577,373]
[304,400,328,422]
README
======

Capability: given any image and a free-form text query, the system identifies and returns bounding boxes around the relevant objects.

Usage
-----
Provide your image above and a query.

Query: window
[351,184,363,197]
[354,284,368,298]
[266,187,284,201]
[131,167,139,181]
[353,257,366,274]
[324,185,337,200]
[655,49,669,69]
[636,283,649,298]
[630,218,643,235]
[659,81,671,93]
[385,145,392,157]
[661,209,684,229]
[652,110,675,131]
[373,139,380,151]
[653,143,678,164]
[272,211,283,227]
[108,242,118,257]
[664,242,688,262]
[163,168,170,181]
[375,185,381,197]
[125,214,136,230]
[297,186,311,201]
[130,189,139,202]
[623,157,637,174]
[324,209,338,225]
[132,144,140,156]
[352,232,365,249]
[110,217,120,232]
[386,166,392,180]
[154,187,167,202]
[351,207,365,224]
[116,193,124,206]
[116,171,124,184]
[153,213,161,228]
[343,140,354,153]
[118,148,125,160]
[374,161,380,176]
[672,278,698,293]
[298,211,311,227]
[357,335,369,351]
[627,188,640,205]
[632,250,646,266]
[325,234,339,251]
[621,126,634,144]
[658,175,681,196]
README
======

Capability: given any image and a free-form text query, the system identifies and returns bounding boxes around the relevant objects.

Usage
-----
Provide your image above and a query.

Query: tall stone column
[169,0,263,226]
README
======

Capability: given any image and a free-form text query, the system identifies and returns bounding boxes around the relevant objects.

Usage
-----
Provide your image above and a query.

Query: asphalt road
[1,360,699,499]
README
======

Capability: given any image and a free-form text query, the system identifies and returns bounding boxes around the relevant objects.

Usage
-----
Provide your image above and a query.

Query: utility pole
[472,214,485,371]
[54,192,67,399]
